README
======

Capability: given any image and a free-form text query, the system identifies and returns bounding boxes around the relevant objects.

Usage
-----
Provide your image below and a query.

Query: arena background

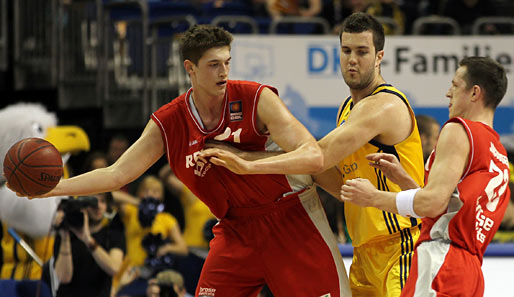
[0,1,513,296]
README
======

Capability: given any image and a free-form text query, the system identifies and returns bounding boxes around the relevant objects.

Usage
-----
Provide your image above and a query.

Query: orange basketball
[3,138,63,196]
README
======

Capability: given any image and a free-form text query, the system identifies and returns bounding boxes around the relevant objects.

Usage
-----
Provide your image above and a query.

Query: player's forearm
[395,170,421,190]
[412,187,451,218]
[240,150,283,161]
[373,187,449,218]
[249,143,323,174]
[45,167,128,198]
[372,191,400,214]
[313,167,343,200]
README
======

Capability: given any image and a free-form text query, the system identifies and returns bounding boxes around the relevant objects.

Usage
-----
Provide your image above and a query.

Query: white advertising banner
[230,36,514,139]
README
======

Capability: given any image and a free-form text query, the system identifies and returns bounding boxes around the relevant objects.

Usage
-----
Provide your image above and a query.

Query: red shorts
[401,240,484,297]
[195,187,349,297]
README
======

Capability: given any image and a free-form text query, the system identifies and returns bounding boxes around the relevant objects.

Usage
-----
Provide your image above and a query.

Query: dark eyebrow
[207,57,232,63]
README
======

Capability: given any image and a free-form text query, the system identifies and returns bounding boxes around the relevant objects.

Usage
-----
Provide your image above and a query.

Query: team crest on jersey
[229,101,243,121]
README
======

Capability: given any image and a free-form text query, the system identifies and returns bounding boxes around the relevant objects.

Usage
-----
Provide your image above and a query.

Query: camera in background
[58,196,98,229]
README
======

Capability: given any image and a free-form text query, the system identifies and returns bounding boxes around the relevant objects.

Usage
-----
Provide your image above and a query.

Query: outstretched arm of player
[203,140,283,161]
[30,120,165,198]
[341,123,469,218]
[201,87,323,174]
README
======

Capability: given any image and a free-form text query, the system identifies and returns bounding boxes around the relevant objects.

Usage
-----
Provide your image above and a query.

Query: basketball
[3,137,63,196]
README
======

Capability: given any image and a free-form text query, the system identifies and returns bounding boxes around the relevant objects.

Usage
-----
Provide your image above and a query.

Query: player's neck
[191,90,225,130]
[350,75,386,103]
[467,107,495,128]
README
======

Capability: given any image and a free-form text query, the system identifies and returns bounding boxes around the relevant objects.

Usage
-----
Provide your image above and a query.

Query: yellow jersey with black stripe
[0,222,54,280]
[337,84,424,247]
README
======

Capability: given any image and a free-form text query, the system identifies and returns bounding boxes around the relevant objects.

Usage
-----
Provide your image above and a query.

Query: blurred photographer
[116,175,188,297]
[54,192,125,297]
[146,269,191,297]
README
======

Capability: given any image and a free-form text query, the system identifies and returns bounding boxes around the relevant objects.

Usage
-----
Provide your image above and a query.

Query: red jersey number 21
[214,127,242,143]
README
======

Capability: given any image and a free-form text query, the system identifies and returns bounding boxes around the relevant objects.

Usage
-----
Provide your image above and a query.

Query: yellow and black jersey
[0,222,54,280]
[337,84,424,247]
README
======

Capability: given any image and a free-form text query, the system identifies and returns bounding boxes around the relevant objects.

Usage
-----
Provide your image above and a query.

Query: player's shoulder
[229,80,278,97]
[438,121,469,148]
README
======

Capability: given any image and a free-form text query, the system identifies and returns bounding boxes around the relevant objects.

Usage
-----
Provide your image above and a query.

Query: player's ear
[375,50,384,68]
[471,85,481,102]
[184,60,194,75]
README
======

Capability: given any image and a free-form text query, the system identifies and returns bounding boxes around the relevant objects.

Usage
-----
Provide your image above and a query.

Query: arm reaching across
[341,122,470,218]
[200,87,323,175]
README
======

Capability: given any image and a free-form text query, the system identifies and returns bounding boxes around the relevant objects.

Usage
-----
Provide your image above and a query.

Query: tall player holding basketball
[10,25,350,297]
[341,56,510,296]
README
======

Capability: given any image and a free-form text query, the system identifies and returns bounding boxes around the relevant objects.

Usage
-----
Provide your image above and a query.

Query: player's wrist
[396,188,422,218]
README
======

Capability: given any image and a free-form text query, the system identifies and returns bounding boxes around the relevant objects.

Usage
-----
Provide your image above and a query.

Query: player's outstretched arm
[32,120,165,198]
[341,122,470,218]
[201,87,323,175]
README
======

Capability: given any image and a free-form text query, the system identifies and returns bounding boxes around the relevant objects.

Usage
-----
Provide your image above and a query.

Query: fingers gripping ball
[3,137,63,196]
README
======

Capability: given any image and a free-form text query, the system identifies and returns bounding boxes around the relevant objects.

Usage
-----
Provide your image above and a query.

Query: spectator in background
[366,0,406,34]
[146,269,192,297]
[158,166,215,295]
[159,166,215,253]
[416,114,440,162]
[107,134,130,165]
[81,151,109,173]
[116,175,188,297]
[323,0,370,34]
[443,0,497,34]
[267,0,322,19]
[54,192,125,297]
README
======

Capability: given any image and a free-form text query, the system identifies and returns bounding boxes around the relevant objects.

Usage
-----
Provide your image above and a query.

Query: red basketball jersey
[419,117,510,262]
[151,80,312,219]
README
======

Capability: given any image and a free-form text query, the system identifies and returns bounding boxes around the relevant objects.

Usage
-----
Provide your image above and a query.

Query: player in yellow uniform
[200,12,425,297]
[337,84,424,296]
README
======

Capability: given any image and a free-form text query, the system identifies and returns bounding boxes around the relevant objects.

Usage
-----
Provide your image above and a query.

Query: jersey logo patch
[229,101,243,121]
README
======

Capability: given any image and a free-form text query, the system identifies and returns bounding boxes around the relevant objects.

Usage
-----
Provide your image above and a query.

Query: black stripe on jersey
[399,230,406,289]
[337,96,352,123]
[382,211,393,234]
[376,89,408,105]
[376,167,396,235]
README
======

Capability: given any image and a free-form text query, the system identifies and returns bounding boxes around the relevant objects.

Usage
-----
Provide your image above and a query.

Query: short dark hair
[458,56,507,109]
[416,114,439,137]
[339,12,385,53]
[179,24,233,65]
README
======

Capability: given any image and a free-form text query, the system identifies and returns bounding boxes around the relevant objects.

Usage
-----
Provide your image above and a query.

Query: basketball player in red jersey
[340,56,510,297]
[13,25,350,297]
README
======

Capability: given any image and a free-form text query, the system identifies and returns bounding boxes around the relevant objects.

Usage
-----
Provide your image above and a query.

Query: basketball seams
[3,138,63,196]
[13,165,55,190]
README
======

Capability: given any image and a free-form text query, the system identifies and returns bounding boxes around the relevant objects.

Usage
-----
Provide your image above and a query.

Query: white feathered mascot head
[0,103,90,238]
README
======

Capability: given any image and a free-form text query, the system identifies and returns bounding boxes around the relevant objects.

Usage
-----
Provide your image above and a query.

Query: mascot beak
[45,126,90,154]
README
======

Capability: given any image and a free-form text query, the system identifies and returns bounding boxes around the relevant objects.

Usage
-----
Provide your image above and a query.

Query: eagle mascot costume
[0,103,89,280]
